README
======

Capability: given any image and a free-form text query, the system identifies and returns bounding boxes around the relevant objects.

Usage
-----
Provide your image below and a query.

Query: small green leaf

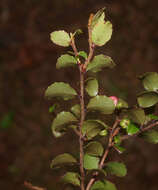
[91,8,105,29]
[49,104,58,113]
[71,104,80,118]
[106,162,127,177]
[85,78,98,97]
[92,19,113,46]
[56,54,77,69]
[87,55,115,73]
[99,129,108,136]
[84,141,104,156]
[141,130,158,144]
[148,114,158,120]
[114,135,121,145]
[82,120,108,140]
[116,98,128,109]
[126,123,139,135]
[45,82,77,100]
[51,153,77,168]
[127,108,146,125]
[91,180,117,190]
[137,91,158,108]
[139,72,158,92]
[119,118,130,129]
[72,29,83,37]
[61,172,80,186]
[83,154,99,170]
[87,95,115,114]
[114,144,126,154]
[50,30,71,47]
[52,111,78,137]
[78,51,88,59]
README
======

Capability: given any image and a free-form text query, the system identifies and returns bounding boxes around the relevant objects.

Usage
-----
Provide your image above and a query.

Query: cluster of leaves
[45,8,158,190]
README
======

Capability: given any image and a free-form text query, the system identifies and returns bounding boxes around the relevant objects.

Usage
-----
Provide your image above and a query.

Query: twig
[86,118,120,190]
[83,14,95,70]
[24,181,46,190]
[120,120,158,142]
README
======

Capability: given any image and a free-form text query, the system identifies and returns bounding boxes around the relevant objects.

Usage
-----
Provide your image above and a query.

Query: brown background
[0,0,158,190]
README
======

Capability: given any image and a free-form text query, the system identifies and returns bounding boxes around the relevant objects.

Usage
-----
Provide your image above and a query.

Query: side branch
[83,14,95,70]
[86,118,120,190]
[120,120,158,141]
[24,181,46,190]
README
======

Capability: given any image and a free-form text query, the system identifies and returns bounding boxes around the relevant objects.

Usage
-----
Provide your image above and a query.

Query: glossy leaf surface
[92,19,112,46]
[85,78,98,97]
[106,162,127,177]
[87,55,115,73]
[56,54,77,69]
[126,123,139,135]
[52,111,78,137]
[87,95,115,114]
[91,8,105,29]
[51,153,77,168]
[50,30,71,47]
[137,91,158,108]
[116,98,128,109]
[61,172,80,186]
[82,120,108,140]
[91,180,117,190]
[83,154,99,170]
[84,141,104,156]
[139,72,158,92]
[45,82,77,100]
[127,108,146,125]
[71,104,80,118]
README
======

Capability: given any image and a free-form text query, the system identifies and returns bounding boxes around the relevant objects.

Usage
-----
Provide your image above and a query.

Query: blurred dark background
[0,0,158,190]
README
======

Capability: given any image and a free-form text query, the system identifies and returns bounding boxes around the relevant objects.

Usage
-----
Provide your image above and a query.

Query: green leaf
[92,19,113,46]
[114,135,121,145]
[87,95,115,114]
[83,154,99,170]
[91,180,117,190]
[82,120,108,140]
[45,82,77,100]
[120,118,130,129]
[87,55,115,73]
[49,104,58,113]
[78,51,88,59]
[71,104,80,118]
[127,108,146,125]
[84,141,104,156]
[50,153,77,168]
[141,130,158,144]
[116,98,128,109]
[137,91,158,108]
[52,111,78,137]
[99,129,108,136]
[139,72,158,92]
[114,144,126,154]
[148,114,158,120]
[91,8,105,29]
[85,78,98,97]
[0,112,14,129]
[72,29,83,37]
[50,30,71,47]
[56,54,77,69]
[106,162,127,177]
[61,172,80,186]
[126,123,139,135]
